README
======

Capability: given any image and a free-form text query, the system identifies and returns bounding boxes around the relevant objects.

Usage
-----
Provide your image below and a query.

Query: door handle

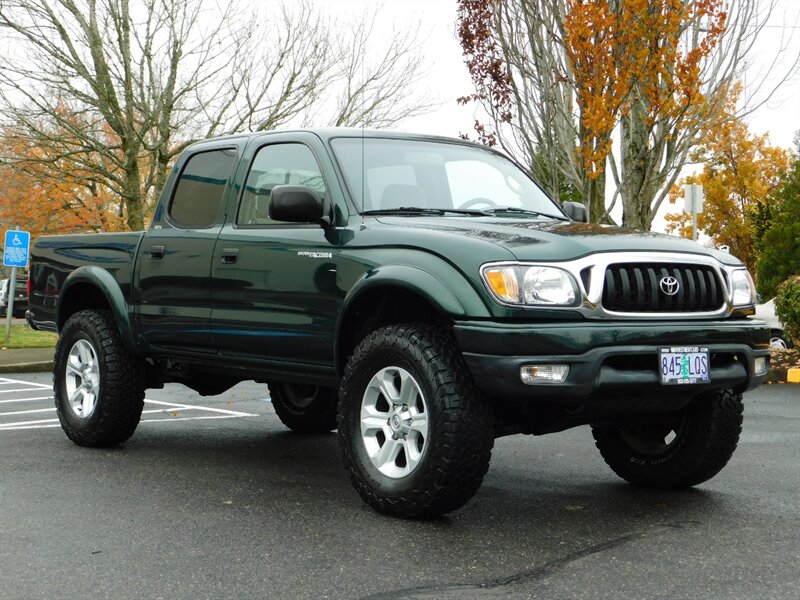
[149,245,165,259]
[220,248,239,264]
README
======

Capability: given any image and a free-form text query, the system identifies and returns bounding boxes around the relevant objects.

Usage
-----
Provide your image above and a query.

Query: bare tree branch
[0,0,436,230]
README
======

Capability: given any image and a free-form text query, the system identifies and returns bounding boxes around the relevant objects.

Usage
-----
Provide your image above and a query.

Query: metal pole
[3,226,19,345]
[692,205,698,241]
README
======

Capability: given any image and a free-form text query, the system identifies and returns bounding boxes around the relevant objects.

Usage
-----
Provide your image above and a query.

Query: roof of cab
[184,127,485,150]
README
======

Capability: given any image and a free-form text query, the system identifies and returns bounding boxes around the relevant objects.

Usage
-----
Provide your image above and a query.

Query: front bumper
[454,319,770,406]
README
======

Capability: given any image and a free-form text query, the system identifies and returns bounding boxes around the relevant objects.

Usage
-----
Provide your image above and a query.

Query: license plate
[659,347,710,385]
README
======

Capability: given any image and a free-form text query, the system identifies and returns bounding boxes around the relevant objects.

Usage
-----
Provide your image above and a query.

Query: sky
[322,0,800,233]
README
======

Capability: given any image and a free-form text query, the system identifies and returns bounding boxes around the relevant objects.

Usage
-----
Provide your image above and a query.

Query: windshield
[330,137,563,218]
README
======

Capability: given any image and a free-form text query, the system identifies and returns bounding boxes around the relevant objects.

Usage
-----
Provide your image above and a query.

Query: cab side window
[169,148,237,228]
[237,143,326,226]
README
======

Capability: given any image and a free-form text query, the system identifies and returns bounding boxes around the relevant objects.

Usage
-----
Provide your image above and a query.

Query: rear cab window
[169,148,238,228]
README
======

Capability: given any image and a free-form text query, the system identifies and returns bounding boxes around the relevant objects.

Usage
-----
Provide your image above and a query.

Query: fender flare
[340,264,470,320]
[335,264,489,371]
[57,266,139,355]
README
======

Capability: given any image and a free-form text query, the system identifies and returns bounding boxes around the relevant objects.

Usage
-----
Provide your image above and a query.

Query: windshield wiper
[482,206,569,221]
[363,206,489,216]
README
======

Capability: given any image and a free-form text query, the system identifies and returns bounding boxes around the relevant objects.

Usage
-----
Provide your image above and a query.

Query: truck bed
[29,232,145,332]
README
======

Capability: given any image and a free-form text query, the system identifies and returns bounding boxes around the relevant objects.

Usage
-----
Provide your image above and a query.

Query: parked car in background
[0,277,29,318]
[755,298,791,349]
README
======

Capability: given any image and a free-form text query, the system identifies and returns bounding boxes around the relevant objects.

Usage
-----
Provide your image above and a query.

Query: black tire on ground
[268,382,338,433]
[53,309,145,447]
[591,388,744,489]
[338,324,494,518]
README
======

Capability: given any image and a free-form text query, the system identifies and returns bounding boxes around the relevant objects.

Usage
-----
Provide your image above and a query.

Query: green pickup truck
[28,129,770,517]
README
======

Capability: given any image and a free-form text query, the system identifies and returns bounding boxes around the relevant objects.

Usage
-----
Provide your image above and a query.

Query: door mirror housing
[562,201,588,223]
[269,185,332,227]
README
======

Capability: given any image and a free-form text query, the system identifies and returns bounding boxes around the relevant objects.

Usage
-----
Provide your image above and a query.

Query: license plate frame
[659,347,710,385]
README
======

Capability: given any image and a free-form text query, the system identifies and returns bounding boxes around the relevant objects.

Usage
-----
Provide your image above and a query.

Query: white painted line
[0,417,60,428]
[0,377,51,389]
[144,398,256,417]
[0,396,54,404]
[0,407,55,416]
[0,414,254,430]
[0,388,53,394]
[141,415,254,423]
[0,396,258,430]
[0,423,62,430]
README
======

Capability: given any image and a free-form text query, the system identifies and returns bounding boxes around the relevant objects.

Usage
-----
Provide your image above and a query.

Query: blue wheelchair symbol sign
[3,230,31,268]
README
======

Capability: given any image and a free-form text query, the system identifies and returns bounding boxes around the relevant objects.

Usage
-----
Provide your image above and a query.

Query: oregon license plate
[659,347,710,385]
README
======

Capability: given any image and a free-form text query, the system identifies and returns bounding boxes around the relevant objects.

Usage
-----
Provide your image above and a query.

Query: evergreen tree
[756,133,800,298]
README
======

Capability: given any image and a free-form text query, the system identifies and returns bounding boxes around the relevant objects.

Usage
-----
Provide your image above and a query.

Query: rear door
[135,141,243,351]
[210,132,343,366]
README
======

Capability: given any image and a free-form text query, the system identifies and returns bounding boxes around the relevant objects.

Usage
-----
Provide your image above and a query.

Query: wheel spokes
[373,435,403,467]
[81,392,96,416]
[64,338,100,419]
[360,366,430,478]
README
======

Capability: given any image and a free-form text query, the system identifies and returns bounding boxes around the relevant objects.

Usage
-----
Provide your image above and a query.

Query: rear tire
[268,382,338,433]
[592,389,743,489]
[338,324,493,518]
[54,309,145,447]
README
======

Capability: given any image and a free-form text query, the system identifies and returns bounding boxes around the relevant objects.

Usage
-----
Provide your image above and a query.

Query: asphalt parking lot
[1,374,798,600]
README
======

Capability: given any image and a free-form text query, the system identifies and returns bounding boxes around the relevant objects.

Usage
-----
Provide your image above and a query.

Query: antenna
[360,39,366,229]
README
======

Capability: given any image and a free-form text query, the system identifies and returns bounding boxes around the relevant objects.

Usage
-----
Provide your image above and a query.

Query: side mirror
[269,185,332,227]
[562,201,588,223]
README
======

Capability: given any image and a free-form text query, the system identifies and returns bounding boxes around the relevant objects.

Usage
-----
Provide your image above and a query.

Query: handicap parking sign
[3,230,31,268]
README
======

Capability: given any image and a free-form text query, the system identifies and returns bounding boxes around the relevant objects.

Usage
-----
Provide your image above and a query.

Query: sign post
[683,184,705,241]
[3,227,31,345]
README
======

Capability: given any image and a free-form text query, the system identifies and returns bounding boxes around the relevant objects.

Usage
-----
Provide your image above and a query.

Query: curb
[788,368,800,384]
[0,361,53,374]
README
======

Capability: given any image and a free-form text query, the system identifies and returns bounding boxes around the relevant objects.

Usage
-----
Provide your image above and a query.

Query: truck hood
[372,216,737,264]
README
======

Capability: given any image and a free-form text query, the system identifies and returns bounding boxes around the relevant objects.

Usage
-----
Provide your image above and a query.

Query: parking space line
[0,407,55,416]
[0,393,259,430]
[0,396,54,404]
[0,417,60,428]
[0,377,52,389]
[141,415,253,423]
[144,398,256,417]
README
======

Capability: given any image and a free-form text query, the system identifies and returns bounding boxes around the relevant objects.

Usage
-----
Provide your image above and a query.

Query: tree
[458,0,791,227]
[756,132,800,298]
[664,87,792,272]
[0,0,434,231]
[0,112,126,236]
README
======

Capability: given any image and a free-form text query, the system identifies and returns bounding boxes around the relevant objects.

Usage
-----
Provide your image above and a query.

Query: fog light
[754,357,768,376]
[520,364,569,385]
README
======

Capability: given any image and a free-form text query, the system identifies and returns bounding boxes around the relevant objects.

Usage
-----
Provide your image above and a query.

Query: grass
[0,324,58,349]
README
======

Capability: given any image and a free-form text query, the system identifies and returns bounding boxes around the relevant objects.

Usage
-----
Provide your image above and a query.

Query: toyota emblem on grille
[659,276,680,296]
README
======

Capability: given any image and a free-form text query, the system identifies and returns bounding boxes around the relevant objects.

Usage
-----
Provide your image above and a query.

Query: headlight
[730,269,755,306]
[482,264,580,306]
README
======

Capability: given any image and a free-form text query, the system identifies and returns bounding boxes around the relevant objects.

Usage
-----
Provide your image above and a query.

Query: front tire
[338,324,493,518]
[592,389,744,489]
[268,382,338,433]
[54,310,145,447]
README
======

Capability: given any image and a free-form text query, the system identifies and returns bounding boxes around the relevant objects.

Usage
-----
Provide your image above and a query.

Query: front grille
[602,263,725,313]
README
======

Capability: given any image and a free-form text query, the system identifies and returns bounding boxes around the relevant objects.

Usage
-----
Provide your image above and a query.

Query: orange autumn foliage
[665,85,792,272]
[0,131,126,236]
[564,0,726,179]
